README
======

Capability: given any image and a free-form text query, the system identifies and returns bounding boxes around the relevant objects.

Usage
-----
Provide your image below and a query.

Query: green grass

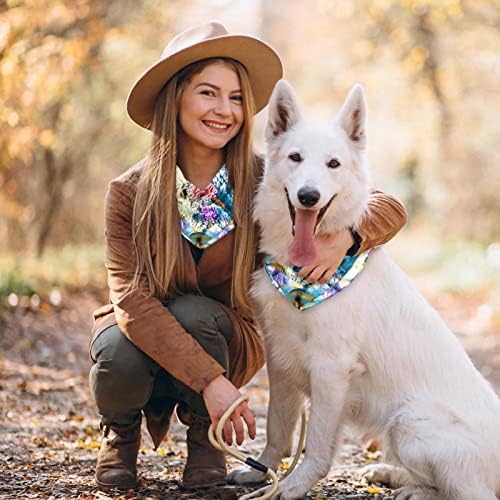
[0,243,106,301]
[1,236,499,324]
[0,269,37,298]
[2,237,498,294]
[389,230,500,293]
[388,228,500,326]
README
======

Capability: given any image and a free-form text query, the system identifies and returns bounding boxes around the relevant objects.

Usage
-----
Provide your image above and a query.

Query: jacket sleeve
[104,178,225,393]
[355,189,408,254]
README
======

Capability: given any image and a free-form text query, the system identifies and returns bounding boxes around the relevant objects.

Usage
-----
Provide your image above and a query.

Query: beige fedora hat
[126,21,283,129]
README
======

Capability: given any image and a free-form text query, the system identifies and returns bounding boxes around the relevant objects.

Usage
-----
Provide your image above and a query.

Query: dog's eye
[288,153,302,162]
[328,158,341,169]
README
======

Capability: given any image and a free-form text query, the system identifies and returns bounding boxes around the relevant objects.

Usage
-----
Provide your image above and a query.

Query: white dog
[230,80,500,499]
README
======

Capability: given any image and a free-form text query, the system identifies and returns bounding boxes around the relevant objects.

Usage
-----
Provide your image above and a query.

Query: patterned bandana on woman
[176,164,234,249]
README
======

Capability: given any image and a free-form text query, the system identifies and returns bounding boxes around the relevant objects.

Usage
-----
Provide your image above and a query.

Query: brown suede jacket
[90,159,407,447]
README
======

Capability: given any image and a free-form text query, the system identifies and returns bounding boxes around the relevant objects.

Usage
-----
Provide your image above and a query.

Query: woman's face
[177,62,244,153]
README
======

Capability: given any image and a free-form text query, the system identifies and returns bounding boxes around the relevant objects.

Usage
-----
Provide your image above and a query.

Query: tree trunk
[35,149,73,257]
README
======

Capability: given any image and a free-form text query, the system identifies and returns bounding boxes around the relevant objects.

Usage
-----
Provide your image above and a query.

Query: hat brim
[126,34,283,130]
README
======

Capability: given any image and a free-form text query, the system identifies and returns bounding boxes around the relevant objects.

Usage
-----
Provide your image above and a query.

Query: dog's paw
[394,486,440,500]
[271,478,309,499]
[228,466,267,485]
[358,463,395,485]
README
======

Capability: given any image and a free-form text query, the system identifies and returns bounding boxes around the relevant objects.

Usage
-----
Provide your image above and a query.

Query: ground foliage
[1,288,499,499]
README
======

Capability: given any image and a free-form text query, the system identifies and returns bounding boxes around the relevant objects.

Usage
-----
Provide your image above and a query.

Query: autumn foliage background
[1,1,500,497]
[1,0,500,327]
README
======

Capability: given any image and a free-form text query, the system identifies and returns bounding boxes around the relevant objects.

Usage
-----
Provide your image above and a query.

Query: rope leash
[208,395,307,500]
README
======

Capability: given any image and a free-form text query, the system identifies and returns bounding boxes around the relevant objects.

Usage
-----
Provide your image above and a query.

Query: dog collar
[263,250,370,311]
[176,164,234,249]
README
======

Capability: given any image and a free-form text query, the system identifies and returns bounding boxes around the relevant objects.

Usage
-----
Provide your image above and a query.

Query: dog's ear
[265,79,303,142]
[338,84,367,149]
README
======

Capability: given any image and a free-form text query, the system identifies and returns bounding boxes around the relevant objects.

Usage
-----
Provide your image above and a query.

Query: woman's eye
[231,95,243,103]
[200,90,215,96]
[328,158,341,169]
[289,153,302,162]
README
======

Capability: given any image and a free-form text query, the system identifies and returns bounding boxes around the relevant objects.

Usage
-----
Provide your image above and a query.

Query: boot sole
[181,478,227,490]
[95,477,138,491]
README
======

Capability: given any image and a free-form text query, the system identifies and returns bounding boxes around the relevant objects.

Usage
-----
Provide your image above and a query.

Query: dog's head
[263,79,370,267]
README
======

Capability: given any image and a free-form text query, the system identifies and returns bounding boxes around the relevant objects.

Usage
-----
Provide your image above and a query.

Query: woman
[89,21,407,491]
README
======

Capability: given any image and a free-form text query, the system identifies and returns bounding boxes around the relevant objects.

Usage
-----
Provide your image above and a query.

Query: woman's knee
[166,294,233,344]
[89,325,158,414]
[166,295,233,369]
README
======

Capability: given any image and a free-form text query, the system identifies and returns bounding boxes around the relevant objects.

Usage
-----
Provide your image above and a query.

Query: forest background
[1,1,500,498]
[1,0,499,309]
[1,0,500,324]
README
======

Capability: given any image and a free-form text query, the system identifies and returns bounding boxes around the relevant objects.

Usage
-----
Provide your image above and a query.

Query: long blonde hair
[132,58,257,317]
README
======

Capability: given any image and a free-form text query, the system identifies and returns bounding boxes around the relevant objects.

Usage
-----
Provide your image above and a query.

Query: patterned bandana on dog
[264,250,371,311]
[176,164,234,248]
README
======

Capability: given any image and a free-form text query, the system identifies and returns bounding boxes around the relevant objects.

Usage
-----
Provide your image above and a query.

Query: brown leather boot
[95,421,141,490]
[180,408,227,489]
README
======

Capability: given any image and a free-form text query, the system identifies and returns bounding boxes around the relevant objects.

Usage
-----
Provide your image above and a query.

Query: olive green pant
[89,294,233,427]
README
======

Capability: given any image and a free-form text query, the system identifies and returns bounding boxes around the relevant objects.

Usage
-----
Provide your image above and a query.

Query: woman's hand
[202,374,256,446]
[297,228,354,283]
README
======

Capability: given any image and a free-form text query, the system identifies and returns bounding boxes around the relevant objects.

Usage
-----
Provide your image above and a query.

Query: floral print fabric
[176,164,234,249]
[264,250,371,311]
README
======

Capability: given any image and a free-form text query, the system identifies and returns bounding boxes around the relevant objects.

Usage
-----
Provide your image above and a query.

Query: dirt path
[1,290,499,499]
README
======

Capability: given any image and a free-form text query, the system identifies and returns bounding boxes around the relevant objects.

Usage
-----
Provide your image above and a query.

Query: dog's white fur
[230,80,500,499]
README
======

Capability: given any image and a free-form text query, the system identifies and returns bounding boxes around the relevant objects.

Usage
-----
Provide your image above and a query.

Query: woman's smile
[202,119,233,132]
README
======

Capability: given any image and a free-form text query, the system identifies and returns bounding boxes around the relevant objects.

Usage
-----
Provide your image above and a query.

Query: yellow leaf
[364,450,382,460]
[76,438,101,450]
[39,129,55,149]
[366,485,382,494]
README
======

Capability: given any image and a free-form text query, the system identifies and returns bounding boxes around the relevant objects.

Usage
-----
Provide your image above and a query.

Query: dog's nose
[297,187,320,207]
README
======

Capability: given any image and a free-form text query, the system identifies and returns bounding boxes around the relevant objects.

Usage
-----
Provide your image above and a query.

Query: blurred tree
[0,0,190,255]
[258,0,500,239]
[361,0,457,220]
[1,0,499,257]
[1,0,109,255]
[359,0,500,237]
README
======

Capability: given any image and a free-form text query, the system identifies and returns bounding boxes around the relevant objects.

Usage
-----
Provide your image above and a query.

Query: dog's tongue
[289,209,318,267]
